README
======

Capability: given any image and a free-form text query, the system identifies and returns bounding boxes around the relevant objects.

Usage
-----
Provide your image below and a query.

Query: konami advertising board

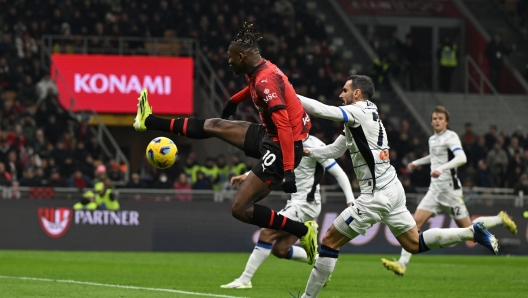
[51,54,194,115]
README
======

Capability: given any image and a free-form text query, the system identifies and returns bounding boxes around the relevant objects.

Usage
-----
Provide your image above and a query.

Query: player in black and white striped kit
[220,134,354,289]
[297,75,499,298]
[381,106,518,276]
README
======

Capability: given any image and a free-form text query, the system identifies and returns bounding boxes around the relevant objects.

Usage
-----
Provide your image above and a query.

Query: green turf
[0,251,526,297]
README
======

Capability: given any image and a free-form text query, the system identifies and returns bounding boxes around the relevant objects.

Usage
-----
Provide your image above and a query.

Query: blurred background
[0,0,526,253]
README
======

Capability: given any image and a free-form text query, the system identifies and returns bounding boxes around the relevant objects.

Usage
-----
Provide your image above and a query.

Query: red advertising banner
[51,54,194,115]
[338,0,462,17]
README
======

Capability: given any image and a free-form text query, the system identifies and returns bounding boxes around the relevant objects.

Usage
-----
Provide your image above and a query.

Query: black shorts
[243,124,303,188]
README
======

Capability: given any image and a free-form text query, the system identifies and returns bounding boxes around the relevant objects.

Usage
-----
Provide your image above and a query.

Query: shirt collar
[248,58,266,78]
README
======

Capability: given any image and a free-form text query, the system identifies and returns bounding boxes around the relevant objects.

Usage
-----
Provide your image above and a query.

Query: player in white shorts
[220,134,355,289]
[297,75,499,298]
[381,106,517,276]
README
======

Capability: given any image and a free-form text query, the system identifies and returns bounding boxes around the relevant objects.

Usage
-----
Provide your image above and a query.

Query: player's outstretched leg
[398,223,499,256]
[133,89,249,149]
[473,211,518,235]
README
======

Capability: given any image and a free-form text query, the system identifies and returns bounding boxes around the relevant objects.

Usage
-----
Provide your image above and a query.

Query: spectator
[174,173,192,202]
[93,164,112,188]
[486,142,509,187]
[484,125,498,149]
[230,154,247,176]
[474,159,492,187]
[73,190,98,210]
[460,122,478,156]
[126,173,147,189]
[0,162,12,186]
[400,175,416,193]
[69,169,93,189]
[512,127,526,149]
[48,168,68,187]
[470,136,489,168]
[370,55,391,90]
[19,168,41,186]
[152,172,172,189]
[6,150,22,180]
[200,157,218,187]
[183,154,200,184]
[215,154,230,191]
[94,182,119,210]
[107,160,125,182]
[193,171,213,190]
[437,37,458,92]
[484,33,513,90]
[36,74,58,101]
[506,137,523,158]
[514,174,528,195]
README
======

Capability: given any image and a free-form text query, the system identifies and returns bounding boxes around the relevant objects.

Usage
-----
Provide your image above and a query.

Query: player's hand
[230,174,247,188]
[221,100,238,119]
[431,170,441,178]
[303,149,311,156]
[407,163,415,171]
[281,170,297,193]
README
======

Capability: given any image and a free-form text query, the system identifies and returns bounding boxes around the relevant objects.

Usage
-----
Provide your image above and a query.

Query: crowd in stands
[1,0,528,197]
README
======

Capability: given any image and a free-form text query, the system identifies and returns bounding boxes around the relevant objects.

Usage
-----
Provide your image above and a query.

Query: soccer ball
[145,137,178,169]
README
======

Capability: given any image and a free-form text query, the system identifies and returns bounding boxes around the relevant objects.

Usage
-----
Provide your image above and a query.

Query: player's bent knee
[230,201,250,222]
[271,246,290,259]
[401,238,420,254]
[204,118,224,131]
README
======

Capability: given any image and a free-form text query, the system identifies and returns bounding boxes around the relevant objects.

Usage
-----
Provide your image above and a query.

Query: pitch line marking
[0,276,249,298]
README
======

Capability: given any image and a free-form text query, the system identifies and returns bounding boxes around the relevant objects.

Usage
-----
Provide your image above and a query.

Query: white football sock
[287,246,307,263]
[472,215,501,229]
[302,256,337,298]
[422,227,473,250]
[239,244,271,283]
[398,249,412,267]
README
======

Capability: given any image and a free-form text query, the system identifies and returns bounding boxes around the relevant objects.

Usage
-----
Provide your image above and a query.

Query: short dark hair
[430,106,450,122]
[231,21,262,50]
[347,75,375,99]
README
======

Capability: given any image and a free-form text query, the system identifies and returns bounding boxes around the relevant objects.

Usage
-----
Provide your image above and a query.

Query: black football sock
[145,115,208,139]
[251,204,308,238]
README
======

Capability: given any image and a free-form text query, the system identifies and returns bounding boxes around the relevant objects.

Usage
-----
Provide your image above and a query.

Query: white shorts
[416,189,469,220]
[334,180,415,238]
[278,200,321,223]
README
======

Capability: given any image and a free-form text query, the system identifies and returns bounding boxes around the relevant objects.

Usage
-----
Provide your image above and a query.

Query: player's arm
[433,135,467,175]
[320,159,355,206]
[222,87,251,119]
[408,155,431,171]
[230,171,251,188]
[259,77,296,193]
[305,135,347,160]
[271,108,296,191]
[297,95,358,126]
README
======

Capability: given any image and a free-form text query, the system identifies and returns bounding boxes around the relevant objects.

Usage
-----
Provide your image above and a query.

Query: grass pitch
[0,250,526,297]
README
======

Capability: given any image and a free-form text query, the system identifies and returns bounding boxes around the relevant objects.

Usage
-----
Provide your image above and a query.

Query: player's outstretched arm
[306,135,347,160]
[325,162,355,206]
[408,154,431,170]
[297,95,351,123]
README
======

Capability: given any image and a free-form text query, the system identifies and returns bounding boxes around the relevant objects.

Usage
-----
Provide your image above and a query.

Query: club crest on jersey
[38,207,73,238]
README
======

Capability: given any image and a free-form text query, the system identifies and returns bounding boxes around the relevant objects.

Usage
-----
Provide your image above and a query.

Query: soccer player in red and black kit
[133,22,319,264]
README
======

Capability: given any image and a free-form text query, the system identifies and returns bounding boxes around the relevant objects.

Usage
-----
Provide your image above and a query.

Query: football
[145,137,178,169]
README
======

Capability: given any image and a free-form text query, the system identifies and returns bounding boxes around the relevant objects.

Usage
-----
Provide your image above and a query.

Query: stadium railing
[1,185,524,208]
